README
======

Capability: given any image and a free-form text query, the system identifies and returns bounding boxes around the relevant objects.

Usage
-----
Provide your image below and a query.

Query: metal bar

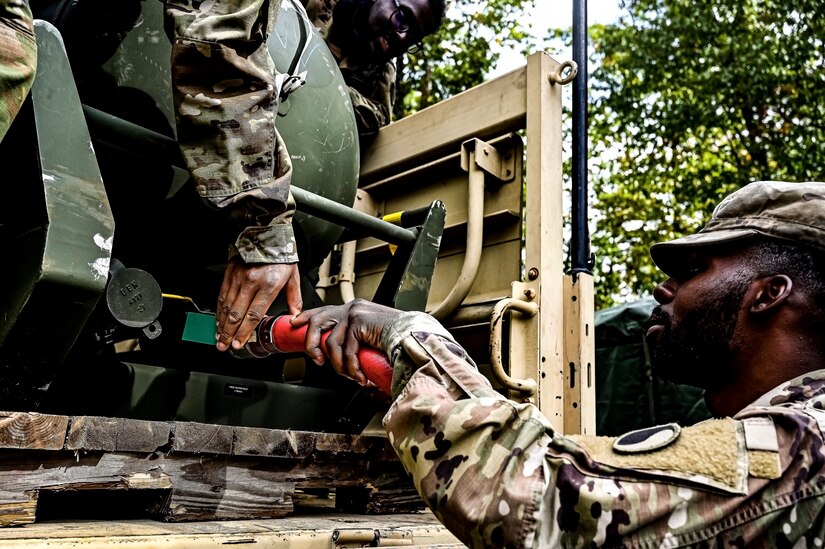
[571,0,592,275]
[442,303,496,328]
[81,105,418,247]
[429,149,485,320]
[339,240,357,303]
[83,105,183,166]
[489,298,539,394]
[290,187,417,246]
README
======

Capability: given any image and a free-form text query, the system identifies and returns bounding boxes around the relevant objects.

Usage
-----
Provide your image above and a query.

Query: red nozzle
[251,315,393,395]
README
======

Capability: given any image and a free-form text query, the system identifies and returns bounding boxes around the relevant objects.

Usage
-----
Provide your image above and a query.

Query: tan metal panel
[353,135,524,313]
[563,274,597,435]
[360,67,528,183]
[520,53,566,424]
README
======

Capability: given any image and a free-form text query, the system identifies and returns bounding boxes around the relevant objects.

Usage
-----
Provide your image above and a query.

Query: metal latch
[332,528,414,548]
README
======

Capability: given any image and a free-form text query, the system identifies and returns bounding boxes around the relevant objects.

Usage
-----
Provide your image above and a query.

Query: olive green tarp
[595,297,712,436]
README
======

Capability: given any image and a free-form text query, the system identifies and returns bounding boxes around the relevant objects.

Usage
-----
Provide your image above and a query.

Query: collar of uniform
[746,369,825,409]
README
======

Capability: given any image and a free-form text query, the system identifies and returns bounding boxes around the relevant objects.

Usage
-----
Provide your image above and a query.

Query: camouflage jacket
[302,0,395,137]
[0,0,36,140]
[381,311,825,548]
[163,0,298,264]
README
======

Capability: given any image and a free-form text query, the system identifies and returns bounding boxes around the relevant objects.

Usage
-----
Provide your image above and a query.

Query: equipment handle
[267,316,393,395]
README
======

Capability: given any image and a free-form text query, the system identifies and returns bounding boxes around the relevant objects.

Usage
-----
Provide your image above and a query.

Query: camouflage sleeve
[380,318,824,547]
[381,323,552,548]
[164,0,299,264]
[347,60,395,137]
[0,0,36,140]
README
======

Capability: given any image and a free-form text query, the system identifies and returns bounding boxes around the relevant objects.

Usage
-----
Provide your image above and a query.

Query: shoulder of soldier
[562,408,823,494]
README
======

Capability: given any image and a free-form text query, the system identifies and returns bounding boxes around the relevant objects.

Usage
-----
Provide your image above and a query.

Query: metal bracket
[548,59,578,85]
[332,528,414,547]
[461,138,516,183]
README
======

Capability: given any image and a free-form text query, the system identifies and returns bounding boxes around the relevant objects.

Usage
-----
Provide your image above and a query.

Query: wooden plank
[0,412,419,525]
[116,418,174,453]
[233,427,316,458]
[67,416,118,451]
[0,412,68,450]
[337,474,425,514]
[173,422,234,455]
[59,412,395,459]
[360,66,527,182]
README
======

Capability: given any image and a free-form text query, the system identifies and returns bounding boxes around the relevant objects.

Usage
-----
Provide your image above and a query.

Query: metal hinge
[331,528,414,548]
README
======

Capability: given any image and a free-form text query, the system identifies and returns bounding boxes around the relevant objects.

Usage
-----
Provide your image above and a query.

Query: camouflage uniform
[380,311,825,548]
[302,0,395,136]
[163,0,298,265]
[0,0,36,140]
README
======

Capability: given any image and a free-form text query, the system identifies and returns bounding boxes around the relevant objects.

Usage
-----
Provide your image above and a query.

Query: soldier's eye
[686,262,704,277]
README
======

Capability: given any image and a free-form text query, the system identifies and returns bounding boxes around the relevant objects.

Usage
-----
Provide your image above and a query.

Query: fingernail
[216,342,227,352]
[232,340,242,350]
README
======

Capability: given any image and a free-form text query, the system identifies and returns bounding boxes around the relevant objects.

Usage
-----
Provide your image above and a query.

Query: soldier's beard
[648,279,749,390]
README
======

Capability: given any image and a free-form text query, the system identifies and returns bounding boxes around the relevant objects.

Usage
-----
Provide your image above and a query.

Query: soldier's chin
[368,37,392,61]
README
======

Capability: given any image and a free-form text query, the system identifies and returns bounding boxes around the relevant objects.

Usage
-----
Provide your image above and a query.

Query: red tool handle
[267,315,393,395]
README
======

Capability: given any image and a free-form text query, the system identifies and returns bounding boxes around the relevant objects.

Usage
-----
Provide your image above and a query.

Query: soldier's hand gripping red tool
[245,315,393,395]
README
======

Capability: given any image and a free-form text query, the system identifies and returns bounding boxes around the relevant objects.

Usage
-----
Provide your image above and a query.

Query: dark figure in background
[303,0,445,138]
[293,181,825,547]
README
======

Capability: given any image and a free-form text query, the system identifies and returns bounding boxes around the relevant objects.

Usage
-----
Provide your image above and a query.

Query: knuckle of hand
[228,311,242,323]
[246,310,263,322]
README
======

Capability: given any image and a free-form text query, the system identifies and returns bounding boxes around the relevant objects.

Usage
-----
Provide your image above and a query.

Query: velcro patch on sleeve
[742,418,780,479]
[748,449,781,479]
[568,418,748,494]
[613,423,681,454]
[743,417,779,452]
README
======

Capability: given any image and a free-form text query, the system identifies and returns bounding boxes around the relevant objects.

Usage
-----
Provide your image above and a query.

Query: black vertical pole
[571,0,592,275]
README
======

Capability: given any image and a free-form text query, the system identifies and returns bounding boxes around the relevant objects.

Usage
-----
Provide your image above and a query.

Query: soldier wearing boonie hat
[651,180,825,276]
[292,181,825,547]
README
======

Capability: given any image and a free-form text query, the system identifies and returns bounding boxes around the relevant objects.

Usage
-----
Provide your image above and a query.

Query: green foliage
[590,0,825,307]
[394,0,535,118]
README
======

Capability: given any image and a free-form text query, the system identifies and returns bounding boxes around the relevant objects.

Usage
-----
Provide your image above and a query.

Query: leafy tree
[588,0,825,307]
[394,0,535,119]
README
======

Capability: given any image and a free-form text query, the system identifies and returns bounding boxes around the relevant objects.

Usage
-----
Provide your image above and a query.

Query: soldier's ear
[749,275,793,315]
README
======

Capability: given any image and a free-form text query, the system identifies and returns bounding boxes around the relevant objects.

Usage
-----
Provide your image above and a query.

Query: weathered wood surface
[0,513,465,548]
[0,411,415,526]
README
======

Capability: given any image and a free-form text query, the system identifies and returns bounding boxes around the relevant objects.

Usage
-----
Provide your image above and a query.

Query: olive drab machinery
[0,1,593,438]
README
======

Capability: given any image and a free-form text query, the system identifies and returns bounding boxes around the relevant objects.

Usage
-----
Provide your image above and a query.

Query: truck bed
[0,514,463,548]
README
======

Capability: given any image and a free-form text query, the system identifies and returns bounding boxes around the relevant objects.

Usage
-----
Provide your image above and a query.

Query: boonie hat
[650,181,825,277]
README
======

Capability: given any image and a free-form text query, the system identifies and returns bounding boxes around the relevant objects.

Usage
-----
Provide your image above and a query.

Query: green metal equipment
[0,1,446,427]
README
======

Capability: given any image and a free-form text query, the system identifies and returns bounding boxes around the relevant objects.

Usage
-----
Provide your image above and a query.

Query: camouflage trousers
[0,0,37,140]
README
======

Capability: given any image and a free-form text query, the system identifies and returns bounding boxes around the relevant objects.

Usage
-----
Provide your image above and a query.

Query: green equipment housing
[0,0,445,430]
